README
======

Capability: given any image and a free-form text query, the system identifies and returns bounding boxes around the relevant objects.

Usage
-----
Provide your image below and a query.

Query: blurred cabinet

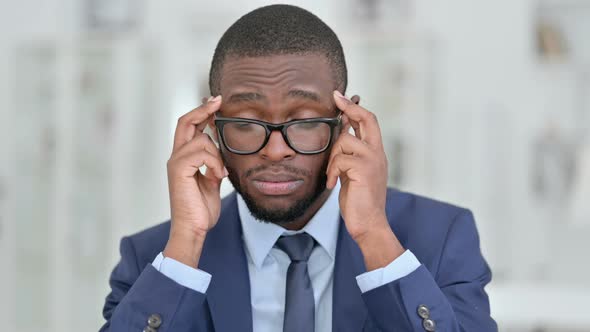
[2,41,167,332]
[8,44,56,331]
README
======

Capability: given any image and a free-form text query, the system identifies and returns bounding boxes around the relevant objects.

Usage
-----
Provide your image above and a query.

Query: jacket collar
[332,216,369,331]
[198,191,370,332]
[237,181,341,269]
[199,193,253,332]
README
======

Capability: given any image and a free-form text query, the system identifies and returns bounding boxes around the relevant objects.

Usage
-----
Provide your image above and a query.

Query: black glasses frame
[214,113,342,155]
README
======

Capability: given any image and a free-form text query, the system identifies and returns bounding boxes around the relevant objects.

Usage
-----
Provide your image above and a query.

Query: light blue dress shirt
[152,182,420,331]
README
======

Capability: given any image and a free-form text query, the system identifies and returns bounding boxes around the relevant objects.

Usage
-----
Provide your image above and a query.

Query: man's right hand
[163,95,227,268]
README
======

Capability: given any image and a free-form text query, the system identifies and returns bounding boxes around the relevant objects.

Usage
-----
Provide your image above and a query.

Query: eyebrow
[286,89,321,102]
[225,89,322,105]
[226,92,266,104]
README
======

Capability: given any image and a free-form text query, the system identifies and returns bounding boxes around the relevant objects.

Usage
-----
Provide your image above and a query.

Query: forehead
[218,53,335,98]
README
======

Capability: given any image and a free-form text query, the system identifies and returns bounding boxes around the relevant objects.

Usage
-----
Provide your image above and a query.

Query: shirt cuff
[355,249,421,293]
[152,252,212,293]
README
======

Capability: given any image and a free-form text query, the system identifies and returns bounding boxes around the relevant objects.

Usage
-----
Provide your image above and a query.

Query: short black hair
[209,4,347,95]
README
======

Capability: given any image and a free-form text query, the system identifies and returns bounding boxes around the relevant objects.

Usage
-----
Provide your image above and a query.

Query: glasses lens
[222,121,267,153]
[286,121,332,152]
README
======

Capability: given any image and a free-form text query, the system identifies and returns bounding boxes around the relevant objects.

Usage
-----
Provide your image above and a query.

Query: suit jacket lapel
[199,193,253,332]
[332,216,369,331]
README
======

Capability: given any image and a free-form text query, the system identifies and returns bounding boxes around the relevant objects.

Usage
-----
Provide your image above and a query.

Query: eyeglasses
[214,113,342,155]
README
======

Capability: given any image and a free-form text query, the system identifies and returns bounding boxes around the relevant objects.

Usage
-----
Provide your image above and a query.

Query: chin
[254,196,301,210]
[247,188,308,206]
[240,185,323,224]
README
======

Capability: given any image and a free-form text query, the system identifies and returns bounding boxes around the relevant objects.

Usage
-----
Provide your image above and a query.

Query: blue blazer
[100,189,497,331]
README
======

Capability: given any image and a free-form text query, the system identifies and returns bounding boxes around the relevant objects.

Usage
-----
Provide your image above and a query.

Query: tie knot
[275,233,315,262]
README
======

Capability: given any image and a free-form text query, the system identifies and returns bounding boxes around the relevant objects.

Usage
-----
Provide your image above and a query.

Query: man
[100,5,496,332]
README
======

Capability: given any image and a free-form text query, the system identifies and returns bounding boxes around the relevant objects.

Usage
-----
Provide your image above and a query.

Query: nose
[259,130,296,161]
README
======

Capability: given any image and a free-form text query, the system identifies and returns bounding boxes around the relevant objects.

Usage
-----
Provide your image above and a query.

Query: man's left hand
[327,90,405,270]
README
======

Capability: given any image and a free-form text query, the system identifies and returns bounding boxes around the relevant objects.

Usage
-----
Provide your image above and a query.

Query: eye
[233,123,258,131]
[295,122,321,129]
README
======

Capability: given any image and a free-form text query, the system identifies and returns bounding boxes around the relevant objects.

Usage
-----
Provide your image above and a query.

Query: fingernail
[211,95,222,102]
[207,96,214,102]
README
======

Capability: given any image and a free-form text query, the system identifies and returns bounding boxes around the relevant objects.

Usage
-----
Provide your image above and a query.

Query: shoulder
[385,187,471,225]
[122,193,238,267]
[121,221,171,268]
[384,188,481,272]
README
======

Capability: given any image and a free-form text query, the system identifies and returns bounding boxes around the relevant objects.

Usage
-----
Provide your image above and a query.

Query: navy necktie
[275,233,316,332]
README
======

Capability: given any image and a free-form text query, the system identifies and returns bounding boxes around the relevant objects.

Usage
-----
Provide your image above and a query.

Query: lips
[251,173,304,196]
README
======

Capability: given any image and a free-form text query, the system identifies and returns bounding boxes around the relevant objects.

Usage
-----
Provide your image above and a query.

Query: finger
[333,91,382,148]
[174,96,220,151]
[330,132,371,159]
[171,148,227,180]
[334,91,363,137]
[173,134,226,179]
[203,163,227,183]
[193,133,222,159]
[337,113,358,137]
[173,96,222,153]
[347,113,362,138]
[175,133,224,164]
[326,154,360,189]
[200,135,228,181]
[327,133,371,181]
[197,167,224,196]
[340,114,352,135]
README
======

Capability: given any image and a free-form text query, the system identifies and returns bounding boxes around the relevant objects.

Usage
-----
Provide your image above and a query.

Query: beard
[225,160,328,225]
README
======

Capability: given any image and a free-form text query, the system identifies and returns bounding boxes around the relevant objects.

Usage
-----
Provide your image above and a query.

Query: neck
[279,188,333,231]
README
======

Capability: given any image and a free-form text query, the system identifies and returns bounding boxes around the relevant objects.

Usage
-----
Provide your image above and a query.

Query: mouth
[251,173,304,196]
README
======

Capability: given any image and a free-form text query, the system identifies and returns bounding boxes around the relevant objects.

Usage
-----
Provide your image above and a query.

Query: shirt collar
[238,181,341,269]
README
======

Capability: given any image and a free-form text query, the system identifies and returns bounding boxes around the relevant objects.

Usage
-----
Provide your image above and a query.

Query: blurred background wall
[0,0,589,331]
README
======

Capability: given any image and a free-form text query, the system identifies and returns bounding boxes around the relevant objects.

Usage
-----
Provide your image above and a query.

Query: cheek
[220,150,241,172]
[306,154,331,179]
[221,152,257,182]
[218,147,237,174]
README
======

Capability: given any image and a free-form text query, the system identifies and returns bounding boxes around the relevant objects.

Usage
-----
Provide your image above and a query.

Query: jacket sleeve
[99,236,214,332]
[360,210,498,332]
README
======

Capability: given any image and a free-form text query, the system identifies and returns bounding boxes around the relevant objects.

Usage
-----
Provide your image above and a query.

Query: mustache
[244,164,311,178]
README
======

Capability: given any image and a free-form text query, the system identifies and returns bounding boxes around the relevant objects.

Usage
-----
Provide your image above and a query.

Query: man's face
[213,53,339,224]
